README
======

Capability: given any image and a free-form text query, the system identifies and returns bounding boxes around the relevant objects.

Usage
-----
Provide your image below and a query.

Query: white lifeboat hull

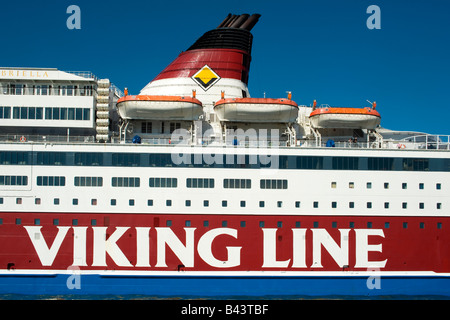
[117,95,203,120]
[214,98,298,123]
[309,108,381,129]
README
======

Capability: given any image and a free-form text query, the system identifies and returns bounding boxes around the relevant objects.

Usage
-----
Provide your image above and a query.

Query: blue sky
[1,0,449,134]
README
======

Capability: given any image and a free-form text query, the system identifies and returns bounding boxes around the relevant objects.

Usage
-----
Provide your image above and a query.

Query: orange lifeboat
[214,97,298,123]
[117,95,203,120]
[309,104,381,129]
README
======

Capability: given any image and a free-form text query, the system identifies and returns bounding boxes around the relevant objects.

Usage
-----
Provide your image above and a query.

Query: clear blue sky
[1,0,449,134]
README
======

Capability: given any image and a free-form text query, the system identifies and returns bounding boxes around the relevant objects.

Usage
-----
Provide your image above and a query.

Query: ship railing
[399,134,450,150]
[0,134,95,144]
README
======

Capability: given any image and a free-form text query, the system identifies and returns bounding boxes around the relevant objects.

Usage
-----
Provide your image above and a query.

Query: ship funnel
[216,13,261,31]
[140,13,261,101]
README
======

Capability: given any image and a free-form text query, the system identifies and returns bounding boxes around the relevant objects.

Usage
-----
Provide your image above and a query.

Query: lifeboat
[214,97,299,123]
[117,95,203,120]
[309,104,381,129]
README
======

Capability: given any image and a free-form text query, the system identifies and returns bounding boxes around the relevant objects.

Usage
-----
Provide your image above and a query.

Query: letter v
[24,226,70,266]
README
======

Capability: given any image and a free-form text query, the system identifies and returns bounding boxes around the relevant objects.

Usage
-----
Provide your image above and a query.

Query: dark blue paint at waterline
[0,274,449,297]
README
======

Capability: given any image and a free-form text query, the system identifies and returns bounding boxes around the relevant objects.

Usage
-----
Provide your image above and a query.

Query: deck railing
[1,133,449,151]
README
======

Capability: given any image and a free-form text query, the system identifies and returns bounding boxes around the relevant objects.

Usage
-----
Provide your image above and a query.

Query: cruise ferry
[0,13,449,298]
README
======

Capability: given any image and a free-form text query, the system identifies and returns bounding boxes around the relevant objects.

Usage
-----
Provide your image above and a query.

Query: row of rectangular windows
[2,197,443,211]
[1,83,94,96]
[0,106,90,121]
[1,151,449,171]
[332,181,442,190]
[9,176,289,190]
[3,217,443,230]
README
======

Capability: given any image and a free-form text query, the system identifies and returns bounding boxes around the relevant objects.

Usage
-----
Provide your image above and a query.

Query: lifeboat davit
[214,97,299,123]
[309,105,381,129]
[117,95,203,120]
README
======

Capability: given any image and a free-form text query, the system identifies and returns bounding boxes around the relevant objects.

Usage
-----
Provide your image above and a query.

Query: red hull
[1,212,449,273]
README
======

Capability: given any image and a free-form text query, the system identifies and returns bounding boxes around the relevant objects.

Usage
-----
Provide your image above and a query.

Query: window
[16,218,21,225]
[385,222,390,229]
[332,222,337,228]
[277,221,283,228]
[112,177,140,187]
[203,200,209,207]
[384,202,389,209]
[436,183,441,190]
[384,182,389,189]
[166,220,172,227]
[186,178,214,188]
[313,201,319,208]
[349,222,355,228]
[259,201,265,208]
[111,199,117,206]
[223,178,251,189]
[366,182,372,189]
[260,179,288,189]
[240,221,246,228]
[368,157,394,170]
[367,202,372,209]
[166,200,172,207]
[129,199,135,206]
[349,202,354,208]
[222,200,227,207]
[419,183,424,190]
[367,222,372,228]
[349,182,354,189]
[332,201,337,208]
[37,176,65,186]
[34,219,40,225]
[0,175,28,186]
[277,201,282,208]
[403,158,429,171]
[331,182,337,188]
[149,177,177,188]
[141,122,152,133]
[203,220,209,227]
[185,220,191,227]
[419,203,424,209]
[437,222,442,229]
[437,203,442,209]
[403,222,408,229]
[91,219,97,226]
[16,198,22,204]
[402,202,407,209]
[313,222,319,228]
[295,201,301,208]
[332,157,359,170]
[420,222,425,229]
[74,176,103,187]
[72,199,78,205]
[147,199,153,206]
[54,198,60,205]
[185,200,191,207]
[259,221,265,228]
[222,221,228,227]
[402,183,407,189]
[295,221,301,228]
[72,219,78,226]
[53,219,59,226]
[35,198,41,205]
[240,200,246,207]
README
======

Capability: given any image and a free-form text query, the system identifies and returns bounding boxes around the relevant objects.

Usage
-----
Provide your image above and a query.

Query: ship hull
[1,271,450,297]
[0,212,449,297]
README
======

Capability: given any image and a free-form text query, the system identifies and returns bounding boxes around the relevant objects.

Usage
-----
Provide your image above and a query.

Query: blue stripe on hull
[0,274,449,298]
